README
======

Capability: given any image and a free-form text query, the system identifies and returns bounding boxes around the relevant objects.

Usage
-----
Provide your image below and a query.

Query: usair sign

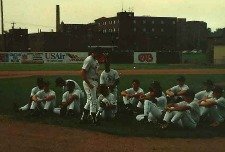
[134,52,156,63]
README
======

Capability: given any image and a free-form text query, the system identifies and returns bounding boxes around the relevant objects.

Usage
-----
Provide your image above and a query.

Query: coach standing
[80,50,99,124]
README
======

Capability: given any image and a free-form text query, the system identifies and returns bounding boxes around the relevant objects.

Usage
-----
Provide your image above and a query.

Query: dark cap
[213,86,224,94]
[203,80,213,86]
[55,77,64,86]
[177,76,185,82]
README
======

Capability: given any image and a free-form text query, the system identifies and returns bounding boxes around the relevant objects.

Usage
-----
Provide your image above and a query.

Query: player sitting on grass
[53,81,81,116]
[199,86,225,127]
[16,77,44,112]
[96,84,117,120]
[30,81,56,115]
[121,79,144,114]
[136,81,167,124]
[195,79,214,101]
[166,76,189,103]
[161,90,200,129]
[55,77,84,99]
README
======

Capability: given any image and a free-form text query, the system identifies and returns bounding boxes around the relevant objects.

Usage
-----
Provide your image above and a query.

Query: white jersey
[126,87,144,95]
[98,93,117,106]
[145,91,166,97]
[35,90,56,102]
[62,90,80,103]
[30,86,42,97]
[82,55,99,80]
[215,97,225,118]
[195,90,213,100]
[187,99,201,123]
[100,69,119,86]
[62,79,82,92]
[170,84,189,94]
[155,96,167,111]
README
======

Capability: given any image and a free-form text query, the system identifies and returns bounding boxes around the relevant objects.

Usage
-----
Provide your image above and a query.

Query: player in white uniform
[96,84,117,120]
[195,80,214,101]
[30,81,56,115]
[100,62,120,99]
[121,79,144,113]
[55,77,84,99]
[199,86,225,127]
[53,81,80,116]
[161,90,199,129]
[166,76,189,103]
[17,77,44,111]
[80,50,99,124]
[136,82,167,124]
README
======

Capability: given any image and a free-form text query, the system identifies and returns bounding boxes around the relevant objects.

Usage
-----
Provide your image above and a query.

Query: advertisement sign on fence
[0,52,9,62]
[134,52,156,63]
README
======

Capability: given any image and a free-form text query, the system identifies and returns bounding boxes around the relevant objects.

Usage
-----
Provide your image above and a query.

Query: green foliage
[1,74,225,138]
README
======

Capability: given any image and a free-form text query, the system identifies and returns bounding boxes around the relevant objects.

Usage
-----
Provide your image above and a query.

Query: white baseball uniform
[136,95,167,122]
[137,91,166,109]
[195,90,213,100]
[123,87,144,105]
[53,90,81,115]
[200,97,225,123]
[63,79,85,99]
[97,93,117,119]
[82,55,99,113]
[163,100,198,128]
[19,86,42,111]
[100,69,120,99]
[30,90,56,110]
[170,84,189,95]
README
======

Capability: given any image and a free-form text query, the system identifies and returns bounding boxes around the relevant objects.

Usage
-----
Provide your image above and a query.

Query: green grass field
[1,74,225,138]
[0,63,225,71]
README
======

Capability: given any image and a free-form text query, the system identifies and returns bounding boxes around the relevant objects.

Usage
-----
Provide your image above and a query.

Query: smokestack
[56,5,60,32]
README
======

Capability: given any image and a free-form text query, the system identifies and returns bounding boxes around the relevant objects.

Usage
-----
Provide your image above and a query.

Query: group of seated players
[15,70,225,129]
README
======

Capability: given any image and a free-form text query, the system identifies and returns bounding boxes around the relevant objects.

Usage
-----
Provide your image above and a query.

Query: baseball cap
[55,77,64,86]
[203,80,213,86]
[177,76,185,82]
[213,86,224,94]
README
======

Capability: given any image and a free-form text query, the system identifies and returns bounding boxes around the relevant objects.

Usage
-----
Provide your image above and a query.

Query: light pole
[1,0,5,52]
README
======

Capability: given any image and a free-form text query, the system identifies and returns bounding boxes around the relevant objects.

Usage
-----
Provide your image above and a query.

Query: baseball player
[80,50,100,124]
[161,90,199,129]
[30,81,56,115]
[121,79,144,114]
[55,77,85,99]
[96,84,117,120]
[195,79,214,101]
[17,77,44,111]
[166,76,189,103]
[100,62,120,99]
[199,86,225,127]
[53,81,80,116]
[136,82,167,124]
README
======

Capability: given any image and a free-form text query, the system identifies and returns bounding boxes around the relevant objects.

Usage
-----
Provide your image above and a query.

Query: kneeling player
[30,81,56,114]
[53,81,80,116]
[96,84,117,120]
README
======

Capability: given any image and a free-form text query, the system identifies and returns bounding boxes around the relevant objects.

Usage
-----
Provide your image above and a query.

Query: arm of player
[168,105,190,112]
[177,90,188,96]
[62,94,78,107]
[199,99,217,107]
[81,69,94,89]
[121,90,129,97]
[166,89,175,97]
[44,95,55,102]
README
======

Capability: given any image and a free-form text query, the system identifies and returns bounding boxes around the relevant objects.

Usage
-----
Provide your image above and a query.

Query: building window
[143,20,146,24]
[118,20,120,23]
[143,28,146,32]
[152,20,155,24]
[113,28,116,32]
[161,21,164,24]
[173,21,176,24]
[161,28,164,32]
[152,28,155,32]
[98,23,101,26]
[114,20,116,24]
[134,28,136,32]
[133,20,136,24]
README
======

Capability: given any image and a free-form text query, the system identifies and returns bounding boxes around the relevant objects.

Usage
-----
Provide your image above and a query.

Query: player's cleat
[210,121,221,127]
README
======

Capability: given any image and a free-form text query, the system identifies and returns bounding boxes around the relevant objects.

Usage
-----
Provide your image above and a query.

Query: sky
[2,0,225,33]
